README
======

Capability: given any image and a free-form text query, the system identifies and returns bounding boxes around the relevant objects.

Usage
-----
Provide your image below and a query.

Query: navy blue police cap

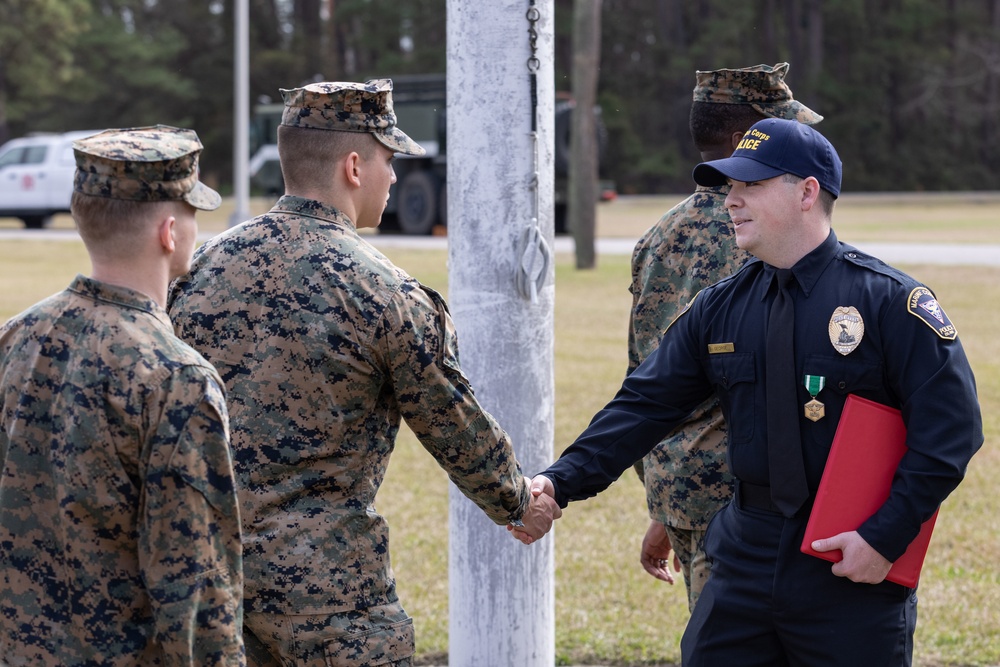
[692,117,843,198]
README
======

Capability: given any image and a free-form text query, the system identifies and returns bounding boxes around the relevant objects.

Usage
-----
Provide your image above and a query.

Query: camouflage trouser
[664,523,711,612]
[244,603,415,667]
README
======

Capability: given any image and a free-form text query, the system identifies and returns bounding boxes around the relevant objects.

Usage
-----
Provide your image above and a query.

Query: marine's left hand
[639,519,679,584]
[508,476,562,545]
[811,530,892,584]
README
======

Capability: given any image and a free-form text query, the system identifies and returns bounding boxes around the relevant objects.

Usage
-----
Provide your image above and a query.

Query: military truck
[249,74,611,234]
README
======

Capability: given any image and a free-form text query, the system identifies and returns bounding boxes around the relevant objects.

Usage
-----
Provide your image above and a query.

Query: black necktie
[766,269,809,517]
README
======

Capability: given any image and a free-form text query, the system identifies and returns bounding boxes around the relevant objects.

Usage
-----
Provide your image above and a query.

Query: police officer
[167,79,560,667]
[630,63,822,611]
[531,118,982,665]
[0,126,244,664]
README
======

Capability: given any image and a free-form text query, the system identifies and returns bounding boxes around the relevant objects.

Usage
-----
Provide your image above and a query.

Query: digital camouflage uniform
[168,82,530,666]
[629,188,749,607]
[629,64,821,610]
[0,277,243,665]
[0,125,242,666]
[168,83,529,665]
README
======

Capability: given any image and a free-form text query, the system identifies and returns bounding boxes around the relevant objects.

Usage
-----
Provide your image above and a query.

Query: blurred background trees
[2,0,997,194]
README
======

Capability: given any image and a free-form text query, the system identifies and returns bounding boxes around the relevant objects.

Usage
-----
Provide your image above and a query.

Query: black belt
[738,481,812,517]
[738,481,784,514]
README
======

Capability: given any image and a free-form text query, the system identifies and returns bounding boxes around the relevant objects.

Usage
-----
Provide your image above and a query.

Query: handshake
[507,475,562,545]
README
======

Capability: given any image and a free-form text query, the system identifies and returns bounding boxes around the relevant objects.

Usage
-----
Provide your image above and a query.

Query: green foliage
[1,0,997,192]
[0,0,90,138]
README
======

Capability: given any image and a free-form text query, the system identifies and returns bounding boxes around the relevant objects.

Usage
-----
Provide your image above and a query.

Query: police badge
[828,306,865,355]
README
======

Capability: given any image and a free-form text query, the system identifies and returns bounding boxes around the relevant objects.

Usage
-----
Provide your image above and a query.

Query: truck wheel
[21,215,50,229]
[398,170,438,235]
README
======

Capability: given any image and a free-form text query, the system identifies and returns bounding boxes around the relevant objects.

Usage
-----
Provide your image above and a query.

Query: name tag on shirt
[708,342,735,354]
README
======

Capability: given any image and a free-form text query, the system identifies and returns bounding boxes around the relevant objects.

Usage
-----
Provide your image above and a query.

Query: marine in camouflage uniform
[630,64,822,610]
[0,127,244,665]
[167,80,548,667]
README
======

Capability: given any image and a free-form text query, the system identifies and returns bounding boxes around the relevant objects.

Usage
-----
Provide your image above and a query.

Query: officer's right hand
[508,476,562,545]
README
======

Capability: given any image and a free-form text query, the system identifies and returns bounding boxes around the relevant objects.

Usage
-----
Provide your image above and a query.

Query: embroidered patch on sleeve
[907,287,957,340]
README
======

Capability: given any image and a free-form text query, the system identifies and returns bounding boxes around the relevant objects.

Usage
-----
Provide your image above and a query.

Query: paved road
[3,228,999,267]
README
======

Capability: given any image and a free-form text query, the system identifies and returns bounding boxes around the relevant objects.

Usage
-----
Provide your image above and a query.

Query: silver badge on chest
[829,306,865,355]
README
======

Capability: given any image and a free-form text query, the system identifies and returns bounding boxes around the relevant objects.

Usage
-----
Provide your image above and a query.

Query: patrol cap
[692,118,842,198]
[693,63,823,125]
[279,78,426,157]
[73,125,221,210]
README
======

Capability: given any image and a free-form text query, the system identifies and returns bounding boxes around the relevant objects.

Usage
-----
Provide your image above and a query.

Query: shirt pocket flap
[804,354,883,396]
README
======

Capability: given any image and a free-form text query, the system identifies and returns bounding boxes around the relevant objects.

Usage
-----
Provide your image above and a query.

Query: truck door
[0,143,51,210]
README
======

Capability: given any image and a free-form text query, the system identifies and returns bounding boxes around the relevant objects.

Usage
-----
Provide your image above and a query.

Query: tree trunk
[569,0,602,269]
[806,0,823,92]
[322,0,342,78]
[985,0,1000,169]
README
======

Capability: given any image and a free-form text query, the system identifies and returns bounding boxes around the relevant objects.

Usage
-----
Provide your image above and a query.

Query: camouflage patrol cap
[693,63,823,125]
[279,78,426,156]
[73,125,221,210]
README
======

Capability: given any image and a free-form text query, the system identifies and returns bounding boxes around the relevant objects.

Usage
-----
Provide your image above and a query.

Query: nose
[390,164,397,185]
[725,182,743,210]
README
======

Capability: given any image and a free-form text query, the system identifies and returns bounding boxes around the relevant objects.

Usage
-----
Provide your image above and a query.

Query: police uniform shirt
[545,230,982,563]
[168,195,530,616]
[0,276,243,666]
[630,184,749,529]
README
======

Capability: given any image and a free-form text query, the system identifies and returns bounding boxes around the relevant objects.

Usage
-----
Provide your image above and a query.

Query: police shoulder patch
[906,287,957,340]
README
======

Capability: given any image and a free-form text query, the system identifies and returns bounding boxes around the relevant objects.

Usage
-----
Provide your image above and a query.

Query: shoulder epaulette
[841,244,957,340]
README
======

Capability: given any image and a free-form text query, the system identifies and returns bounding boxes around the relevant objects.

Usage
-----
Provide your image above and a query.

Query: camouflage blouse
[168,196,529,615]
[0,276,243,665]
[629,186,749,528]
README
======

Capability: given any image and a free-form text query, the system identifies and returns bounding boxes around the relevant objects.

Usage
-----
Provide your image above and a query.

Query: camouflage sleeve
[629,237,654,483]
[627,240,649,377]
[378,282,530,525]
[139,365,244,665]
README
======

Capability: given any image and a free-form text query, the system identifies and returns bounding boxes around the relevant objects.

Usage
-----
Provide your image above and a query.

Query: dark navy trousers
[681,496,917,666]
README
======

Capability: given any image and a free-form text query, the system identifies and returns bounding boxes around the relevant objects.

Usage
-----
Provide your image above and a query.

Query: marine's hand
[811,530,892,584]
[508,475,562,545]
[639,519,679,584]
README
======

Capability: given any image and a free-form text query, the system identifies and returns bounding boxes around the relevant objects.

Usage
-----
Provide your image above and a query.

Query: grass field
[1,195,998,666]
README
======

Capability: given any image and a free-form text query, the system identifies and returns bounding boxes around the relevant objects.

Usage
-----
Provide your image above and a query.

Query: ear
[343,151,363,189]
[730,131,745,151]
[158,215,177,254]
[800,176,822,211]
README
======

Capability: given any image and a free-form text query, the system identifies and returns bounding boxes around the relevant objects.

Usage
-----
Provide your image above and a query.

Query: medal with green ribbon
[803,374,826,422]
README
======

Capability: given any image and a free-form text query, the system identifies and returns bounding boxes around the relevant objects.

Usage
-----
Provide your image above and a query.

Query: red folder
[800,394,938,587]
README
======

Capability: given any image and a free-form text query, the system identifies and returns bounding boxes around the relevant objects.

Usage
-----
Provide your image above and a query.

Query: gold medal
[803,375,826,422]
[804,398,825,422]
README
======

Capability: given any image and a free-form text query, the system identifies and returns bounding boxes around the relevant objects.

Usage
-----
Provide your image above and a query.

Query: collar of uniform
[271,194,355,228]
[67,274,171,328]
[760,229,839,300]
[694,182,729,195]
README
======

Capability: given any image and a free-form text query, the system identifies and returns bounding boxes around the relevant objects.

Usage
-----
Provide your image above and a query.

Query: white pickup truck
[0,130,98,228]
